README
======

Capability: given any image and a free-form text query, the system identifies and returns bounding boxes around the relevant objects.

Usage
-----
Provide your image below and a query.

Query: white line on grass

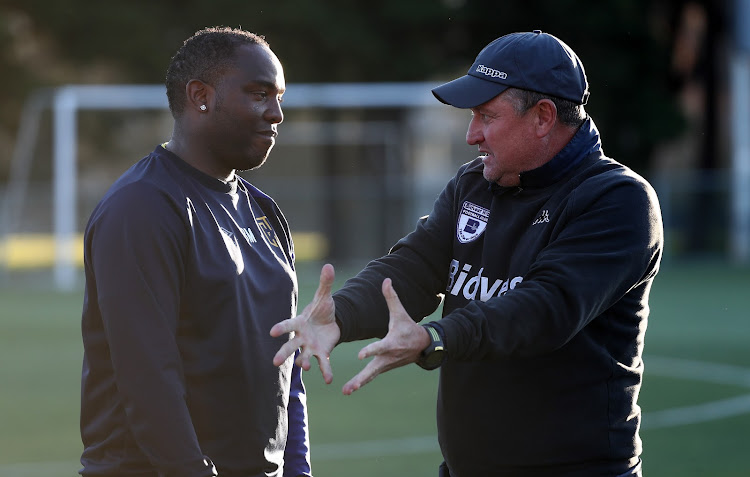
[644,355,750,389]
[312,355,750,459]
[641,354,750,430]
[641,393,750,429]
[3,354,750,472]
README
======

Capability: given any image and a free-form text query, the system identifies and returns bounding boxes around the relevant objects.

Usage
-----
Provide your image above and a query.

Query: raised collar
[517,117,602,189]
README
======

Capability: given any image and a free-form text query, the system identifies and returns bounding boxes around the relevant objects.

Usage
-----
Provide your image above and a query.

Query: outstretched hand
[341,278,431,395]
[270,264,340,384]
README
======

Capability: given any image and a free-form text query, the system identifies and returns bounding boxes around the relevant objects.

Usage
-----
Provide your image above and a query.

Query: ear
[534,99,557,137]
[185,79,214,113]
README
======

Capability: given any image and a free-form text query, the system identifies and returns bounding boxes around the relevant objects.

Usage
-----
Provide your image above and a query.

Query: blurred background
[0,1,749,476]
[3,0,750,277]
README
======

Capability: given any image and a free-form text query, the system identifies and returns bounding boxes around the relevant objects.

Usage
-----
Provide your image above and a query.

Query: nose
[265,97,284,125]
[466,116,483,145]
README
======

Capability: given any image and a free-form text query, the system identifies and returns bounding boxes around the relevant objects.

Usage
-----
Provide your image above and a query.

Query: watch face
[420,347,445,370]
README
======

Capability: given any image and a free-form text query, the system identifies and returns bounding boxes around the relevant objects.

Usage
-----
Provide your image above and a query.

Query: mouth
[257,130,278,138]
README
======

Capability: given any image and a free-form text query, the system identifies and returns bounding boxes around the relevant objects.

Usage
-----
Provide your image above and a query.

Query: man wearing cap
[271,31,663,477]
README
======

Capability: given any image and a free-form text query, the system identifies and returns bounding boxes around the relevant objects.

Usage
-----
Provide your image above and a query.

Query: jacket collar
[517,116,601,188]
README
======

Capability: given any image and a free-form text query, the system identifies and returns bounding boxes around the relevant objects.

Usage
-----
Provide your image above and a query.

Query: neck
[493,124,579,187]
[165,130,235,183]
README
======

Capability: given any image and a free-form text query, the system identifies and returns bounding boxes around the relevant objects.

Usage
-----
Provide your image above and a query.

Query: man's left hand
[342,278,431,395]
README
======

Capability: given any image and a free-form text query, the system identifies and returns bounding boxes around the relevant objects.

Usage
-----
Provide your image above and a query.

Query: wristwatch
[416,323,445,370]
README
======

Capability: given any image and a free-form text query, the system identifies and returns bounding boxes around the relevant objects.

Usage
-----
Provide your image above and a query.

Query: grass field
[0,259,748,476]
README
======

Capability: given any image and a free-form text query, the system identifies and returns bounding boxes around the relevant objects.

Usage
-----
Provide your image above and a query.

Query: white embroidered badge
[457,201,490,243]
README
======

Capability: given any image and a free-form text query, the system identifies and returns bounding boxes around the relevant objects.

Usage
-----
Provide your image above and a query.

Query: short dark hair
[165,27,269,117]
[504,88,586,128]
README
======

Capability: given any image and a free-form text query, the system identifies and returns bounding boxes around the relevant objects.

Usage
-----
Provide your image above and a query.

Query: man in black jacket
[272,30,662,477]
[81,27,311,477]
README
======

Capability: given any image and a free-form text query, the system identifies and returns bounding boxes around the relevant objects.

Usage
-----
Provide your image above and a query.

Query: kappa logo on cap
[476,64,507,79]
[457,201,489,243]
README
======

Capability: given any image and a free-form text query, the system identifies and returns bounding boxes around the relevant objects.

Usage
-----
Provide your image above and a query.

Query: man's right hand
[270,264,340,384]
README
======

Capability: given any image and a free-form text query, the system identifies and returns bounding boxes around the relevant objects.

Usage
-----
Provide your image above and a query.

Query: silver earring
[199,105,207,111]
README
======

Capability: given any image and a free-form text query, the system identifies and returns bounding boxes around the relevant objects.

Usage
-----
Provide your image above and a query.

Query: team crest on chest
[457,201,490,243]
[256,216,281,248]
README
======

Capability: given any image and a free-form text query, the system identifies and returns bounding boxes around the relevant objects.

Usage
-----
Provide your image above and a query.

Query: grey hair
[504,88,586,127]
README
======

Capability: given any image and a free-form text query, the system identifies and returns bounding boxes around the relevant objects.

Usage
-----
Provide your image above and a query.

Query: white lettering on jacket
[447,259,523,301]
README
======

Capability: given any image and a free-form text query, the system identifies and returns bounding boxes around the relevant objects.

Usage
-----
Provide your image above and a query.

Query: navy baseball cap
[432,30,589,108]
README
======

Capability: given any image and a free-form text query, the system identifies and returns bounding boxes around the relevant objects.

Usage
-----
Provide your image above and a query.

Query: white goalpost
[6,71,750,291]
[4,82,452,290]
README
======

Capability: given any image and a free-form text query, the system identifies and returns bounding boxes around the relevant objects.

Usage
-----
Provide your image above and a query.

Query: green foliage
[1,0,686,174]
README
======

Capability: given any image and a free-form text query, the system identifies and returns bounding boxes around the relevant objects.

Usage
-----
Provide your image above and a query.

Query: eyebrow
[248,80,285,94]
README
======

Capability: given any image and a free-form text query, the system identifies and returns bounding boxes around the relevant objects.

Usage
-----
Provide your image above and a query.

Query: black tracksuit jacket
[80,146,310,477]
[333,118,664,476]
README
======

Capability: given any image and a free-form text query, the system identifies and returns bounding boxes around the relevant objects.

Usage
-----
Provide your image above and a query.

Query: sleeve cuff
[424,321,447,356]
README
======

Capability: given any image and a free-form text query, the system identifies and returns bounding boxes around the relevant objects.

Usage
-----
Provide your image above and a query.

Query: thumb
[314,264,335,300]
[381,278,406,315]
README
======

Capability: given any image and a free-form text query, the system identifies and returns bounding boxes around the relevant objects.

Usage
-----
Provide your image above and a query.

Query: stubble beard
[484,166,521,187]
